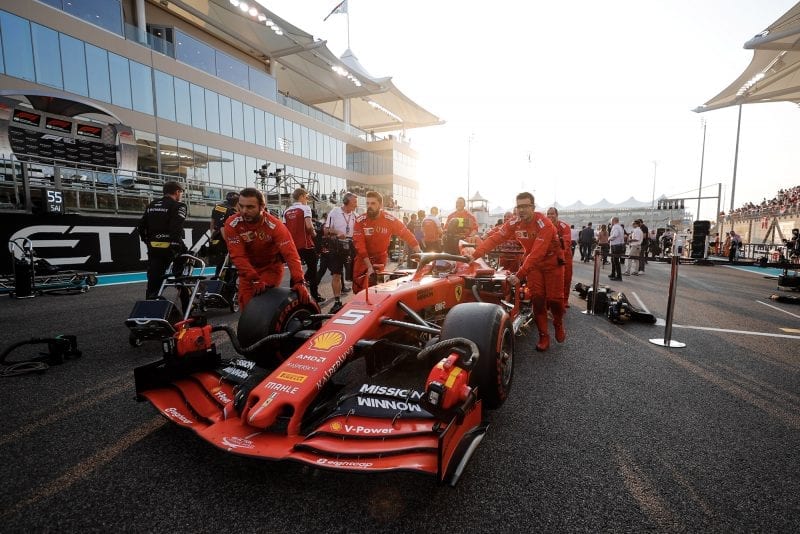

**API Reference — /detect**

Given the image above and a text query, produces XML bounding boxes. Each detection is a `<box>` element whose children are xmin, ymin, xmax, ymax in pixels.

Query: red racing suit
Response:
<box><xmin>555</xmin><ymin>219</ymin><xmax>573</xmax><ymax>305</ymax></box>
<box><xmin>472</xmin><ymin>212</ymin><xmax>565</xmax><ymax>337</ymax></box>
<box><xmin>224</xmin><ymin>211</ymin><xmax>306</xmax><ymax>309</ymax></box>
<box><xmin>352</xmin><ymin>210</ymin><xmax>419</xmax><ymax>293</ymax></box>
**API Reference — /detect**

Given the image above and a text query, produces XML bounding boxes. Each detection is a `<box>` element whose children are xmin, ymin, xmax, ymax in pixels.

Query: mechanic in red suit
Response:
<box><xmin>443</xmin><ymin>196</ymin><xmax>479</xmax><ymax>253</ymax></box>
<box><xmin>352</xmin><ymin>191</ymin><xmax>422</xmax><ymax>294</ymax></box>
<box><xmin>224</xmin><ymin>187</ymin><xmax>313</xmax><ymax>310</ymax></box>
<box><xmin>466</xmin><ymin>192</ymin><xmax>565</xmax><ymax>351</ymax></box>
<box><xmin>546</xmin><ymin>206</ymin><xmax>573</xmax><ymax>309</ymax></box>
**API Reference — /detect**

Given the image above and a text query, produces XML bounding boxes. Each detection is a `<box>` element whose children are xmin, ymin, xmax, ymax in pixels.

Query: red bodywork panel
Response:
<box><xmin>140</xmin><ymin>259</ymin><xmax>496</xmax><ymax>481</ymax></box>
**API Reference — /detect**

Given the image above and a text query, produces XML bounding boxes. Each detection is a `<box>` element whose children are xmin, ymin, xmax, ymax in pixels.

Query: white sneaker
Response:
<box><xmin>637</xmin><ymin>271</ymin><xmax>645</xmax><ymax>275</ymax></box>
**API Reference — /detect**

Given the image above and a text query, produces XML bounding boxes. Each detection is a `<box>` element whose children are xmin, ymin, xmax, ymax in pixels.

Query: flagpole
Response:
<box><xmin>346</xmin><ymin>3</ymin><xmax>350</xmax><ymax>49</ymax></box>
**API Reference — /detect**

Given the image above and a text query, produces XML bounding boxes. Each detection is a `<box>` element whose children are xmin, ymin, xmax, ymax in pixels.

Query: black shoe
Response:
<box><xmin>313</xmin><ymin>294</ymin><xmax>325</xmax><ymax>303</ymax></box>
<box><xmin>341</xmin><ymin>285</ymin><xmax>351</xmax><ymax>293</ymax></box>
<box><xmin>329</xmin><ymin>301</ymin><xmax>343</xmax><ymax>314</ymax></box>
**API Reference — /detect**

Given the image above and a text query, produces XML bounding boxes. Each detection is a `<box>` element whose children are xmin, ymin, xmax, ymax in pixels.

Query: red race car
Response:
<box><xmin>135</xmin><ymin>252</ymin><xmax>530</xmax><ymax>485</ymax></box>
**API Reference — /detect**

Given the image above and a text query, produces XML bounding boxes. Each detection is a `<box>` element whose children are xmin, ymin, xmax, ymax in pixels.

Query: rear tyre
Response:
<box><xmin>237</xmin><ymin>287</ymin><xmax>319</xmax><ymax>367</ymax></box>
<box><xmin>439</xmin><ymin>302</ymin><xmax>513</xmax><ymax>409</ymax></box>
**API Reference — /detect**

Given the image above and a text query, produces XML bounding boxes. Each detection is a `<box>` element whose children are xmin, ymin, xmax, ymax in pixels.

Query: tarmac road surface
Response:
<box><xmin>0</xmin><ymin>258</ymin><xmax>798</xmax><ymax>532</ymax></box>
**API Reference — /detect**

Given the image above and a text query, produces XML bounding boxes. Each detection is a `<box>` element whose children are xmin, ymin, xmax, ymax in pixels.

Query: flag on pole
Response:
<box><xmin>323</xmin><ymin>0</ymin><xmax>347</xmax><ymax>21</ymax></box>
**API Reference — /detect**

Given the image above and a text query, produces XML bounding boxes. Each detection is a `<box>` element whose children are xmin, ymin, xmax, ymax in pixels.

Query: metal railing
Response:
<box><xmin>0</xmin><ymin>155</ymin><xmax>322</xmax><ymax>218</ymax></box>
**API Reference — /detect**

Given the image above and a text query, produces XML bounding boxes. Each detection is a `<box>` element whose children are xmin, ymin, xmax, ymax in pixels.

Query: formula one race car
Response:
<box><xmin>135</xmin><ymin>252</ymin><xmax>528</xmax><ymax>485</ymax></box>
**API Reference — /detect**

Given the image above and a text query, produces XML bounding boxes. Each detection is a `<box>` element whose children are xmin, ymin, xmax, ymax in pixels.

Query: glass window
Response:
<box><xmin>158</xmin><ymin>136</ymin><xmax>179</xmax><ymax>177</ymax></box>
<box><xmin>85</xmin><ymin>43</ymin><xmax>111</xmax><ymax>103</ymax></box>
<box><xmin>245</xmin><ymin>156</ymin><xmax>257</xmax><ymax>187</ymax></box>
<box><xmin>309</xmin><ymin>128</ymin><xmax>316</xmax><ymax>161</ymax></box>
<box><xmin>242</xmin><ymin>104</ymin><xmax>255</xmax><ymax>144</ymax></box>
<box><xmin>293</xmin><ymin>122</ymin><xmax>302</xmax><ymax>157</ymax></box>
<box><xmin>207</xmin><ymin>147</ymin><xmax>222</xmax><ymax>184</ymax></box>
<box><xmin>135</xmin><ymin>130</ymin><xmax>158</xmax><ymax>174</ymax></box>
<box><xmin>177</xmin><ymin>139</ymin><xmax>194</xmax><ymax>180</ymax></box>
<box><xmin>275</xmin><ymin>117</ymin><xmax>285</xmax><ymax>151</ymax></box>
<box><xmin>108</xmin><ymin>52</ymin><xmax>131</xmax><ymax>109</ymax></box>
<box><xmin>220</xmin><ymin>150</ymin><xmax>234</xmax><ymax>187</ymax></box>
<box><xmin>233</xmin><ymin>152</ymin><xmax>246</xmax><ymax>187</ymax></box>
<box><xmin>173</xmin><ymin>77</ymin><xmax>191</xmax><ymax>126</ymax></box>
<box><xmin>130</xmin><ymin>61</ymin><xmax>153</xmax><ymax>114</ymax></box>
<box><xmin>248</xmin><ymin>68</ymin><xmax>277</xmax><ymax>101</ymax></box>
<box><xmin>174</xmin><ymin>30</ymin><xmax>214</xmax><ymax>75</ymax></box>
<box><xmin>218</xmin><ymin>95</ymin><xmax>232</xmax><ymax>137</ymax></box>
<box><xmin>154</xmin><ymin>70</ymin><xmax>175</xmax><ymax>121</ymax></box>
<box><xmin>254</xmin><ymin>108</ymin><xmax>265</xmax><ymax>146</ymax></box>
<box><xmin>62</xmin><ymin>0</ymin><xmax>122</xmax><ymax>35</ymax></box>
<box><xmin>323</xmin><ymin>133</ymin><xmax>330</xmax><ymax>165</ymax></box>
<box><xmin>204</xmin><ymin>89</ymin><xmax>219</xmax><ymax>134</ymax></box>
<box><xmin>59</xmin><ymin>34</ymin><xmax>87</xmax><ymax>96</ymax></box>
<box><xmin>0</xmin><ymin>11</ymin><xmax>35</xmax><ymax>81</ymax></box>
<box><xmin>189</xmin><ymin>83</ymin><xmax>205</xmax><ymax>129</ymax></box>
<box><xmin>193</xmin><ymin>144</ymin><xmax>208</xmax><ymax>183</ymax></box>
<box><xmin>31</xmin><ymin>23</ymin><xmax>62</xmax><ymax>88</ymax></box>
<box><xmin>300</xmin><ymin>126</ymin><xmax>309</xmax><ymax>159</ymax></box>
<box><xmin>230</xmin><ymin>99</ymin><xmax>244</xmax><ymax>140</ymax></box>
<box><xmin>265</xmin><ymin>112</ymin><xmax>275</xmax><ymax>149</ymax></box>
<box><xmin>216</xmin><ymin>51</ymin><xmax>248</xmax><ymax>89</ymax></box>
<box><xmin>0</xmin><ymin>19</ymin><xmax>3</xmax><ymax>73</ymax></box>
<box><xmin>316</xmin><ymin>131</ymin><xmax>324</xmax><ymax>163</ymax></box>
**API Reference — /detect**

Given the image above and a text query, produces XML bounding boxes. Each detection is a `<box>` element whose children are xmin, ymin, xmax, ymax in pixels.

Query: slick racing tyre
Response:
<box><xmin>237</xmin><ymin>287</ymin><xmax>318</xmax><ymax>367</ymax></box>
<box><xmin>439</xmin><ymin>302</ymin><xmax>513</xmax><ymax>410</ymax></box>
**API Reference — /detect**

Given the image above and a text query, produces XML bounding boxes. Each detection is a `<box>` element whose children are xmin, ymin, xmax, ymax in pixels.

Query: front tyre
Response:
<box><xmin>439</xmin><ymin>302</ymin><xmax>513</xmax><ymax>409</ymax></box>
<box><xmin>237</xmin><ymin>287</ymin><xmax>319</xmax><ymax>367</ymax></box>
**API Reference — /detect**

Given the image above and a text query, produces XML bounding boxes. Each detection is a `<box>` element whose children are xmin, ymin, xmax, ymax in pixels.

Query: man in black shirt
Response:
<box><xmin>137</xmin><ymin>181</ymin><xmax>187</xmax><ymax>299</ymax></box>
<box><xmin>209</xmin><ymin>191</ymin><xmax>238</xmax><ymax>278</ymax></box>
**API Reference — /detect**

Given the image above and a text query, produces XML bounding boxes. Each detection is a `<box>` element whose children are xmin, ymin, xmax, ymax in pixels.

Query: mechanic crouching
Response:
<box><xmin>352</xmin><ymin>191</ymin><xmax>421</xmax><ymax>294</ymax></box>
<box><xmin>466</xmin><ymin>192</ymin><xmax>565</xmax><ymax>352</ymax></box>
<box><xmin>223</xmin><ymin>187</ymin><xmax>313</xmax><ymax>310</ymax></box>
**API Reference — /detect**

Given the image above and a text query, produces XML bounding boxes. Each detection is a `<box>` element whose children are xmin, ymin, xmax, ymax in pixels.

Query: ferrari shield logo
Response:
<box><xmin>455</xmin><ymin>286</ymin><xmax>463</xmax><ymax>301</ymax></box>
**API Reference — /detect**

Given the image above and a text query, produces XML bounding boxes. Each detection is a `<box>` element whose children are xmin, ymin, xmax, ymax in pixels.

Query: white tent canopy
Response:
<box><xmin>157</xmin><ymin>0</ymin><xmax>442</xmax><ymax>132</ymax></box>
<box><xmin>696</xmin><ymin>2</ymin><xmax>800</xmax><ymax>111</ymax></box>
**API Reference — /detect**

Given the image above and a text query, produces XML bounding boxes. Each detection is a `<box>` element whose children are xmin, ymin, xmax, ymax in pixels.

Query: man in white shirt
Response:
<box><xmin>324</xmin><ymin>191</ymin><xmax>358</xmax><ymax>313</ymax></box>
<box><xmin>624</xmin><ymin>220</ymin><xmax>644</xmax><ymax>275</ymax></box>
<box><xmin>608</xmin><ymin>217</ymin><xmax>625</xmax><ymax>281</ymax></box>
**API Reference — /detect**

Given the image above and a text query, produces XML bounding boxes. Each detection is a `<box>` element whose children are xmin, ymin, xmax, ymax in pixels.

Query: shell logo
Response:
<box><xmin>330</xmin><ymin>421</ymin><xmax>342</xmax><ymax>431</ymax></box>
<box><xmin>310</xmin><ymin>330</ymin><xmax>345</xmax><ymax>351</ymax></box>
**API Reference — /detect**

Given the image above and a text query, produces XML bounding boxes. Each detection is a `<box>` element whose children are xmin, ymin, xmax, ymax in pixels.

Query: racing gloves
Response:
<box><xmin>291</xmin><ymin>281</ymin><xmax>312</xmax><ymax>305</ymax></box>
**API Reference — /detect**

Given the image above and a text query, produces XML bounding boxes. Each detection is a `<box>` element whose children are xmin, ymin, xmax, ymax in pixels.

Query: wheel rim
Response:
<box><xmin>498</xmin><ymin>328</ymin><xmax>513</xmax><ymax>387</ymax></box>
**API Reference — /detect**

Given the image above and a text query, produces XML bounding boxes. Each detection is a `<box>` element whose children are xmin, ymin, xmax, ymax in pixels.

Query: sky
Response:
<box><xmin>261</xmin><ymin>0</ymin><xmax>800</xmax><ymax>221</ymax></box>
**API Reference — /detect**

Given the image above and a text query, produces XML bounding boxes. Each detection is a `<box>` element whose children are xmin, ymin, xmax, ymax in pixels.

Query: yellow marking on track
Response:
<box><xmin>780</xmin><ymin>328</ymin><xmax>800</xmax><ymax>334</ymax></box>
<box><xmin>0</xmin><ymin>417</ymin><xmax>165</xmax><ymax>519</ymax></box>
<box><xmin>612</xmin><ymin>444</ymin><xmax>678</xmax><ymax>529</ymax></box>
<box><xmin>0</xmin><ymin>380</ymin><xmax>131</xmax><ymax>447</ymax></box>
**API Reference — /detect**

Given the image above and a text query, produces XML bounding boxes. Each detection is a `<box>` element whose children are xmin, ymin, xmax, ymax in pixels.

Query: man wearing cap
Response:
<box><xmin>209</xmin><ymin>191</ymin><xmax>239</xmax><ymax>278</ymax></box>
<box><xmin>137</xmin><ymin>180</ymin><xmax>187</xmax><ymax>300</ymax></box>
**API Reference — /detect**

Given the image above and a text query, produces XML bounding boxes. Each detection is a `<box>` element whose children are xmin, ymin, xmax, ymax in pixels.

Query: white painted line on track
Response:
<box><xmin>630</xmin><ymin>292</ymin><xmax>650</xmax><ymax>315</ymax></box>
<box><xmin>671</xmin><ymin>324</ymin><xmax>800</xmax><ymax>340</ymax></box>
<box><xmin>756</xmin><ymin>299</ymin><xmax>800</xmax><ymax>320</ymax></box>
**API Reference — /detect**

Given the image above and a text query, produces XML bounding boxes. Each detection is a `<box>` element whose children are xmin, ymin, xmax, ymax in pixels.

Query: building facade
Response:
<box><xmin>0</xmin><ymin>0</ymin><xmax>439</xmax><ymax>218</ymax></box>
